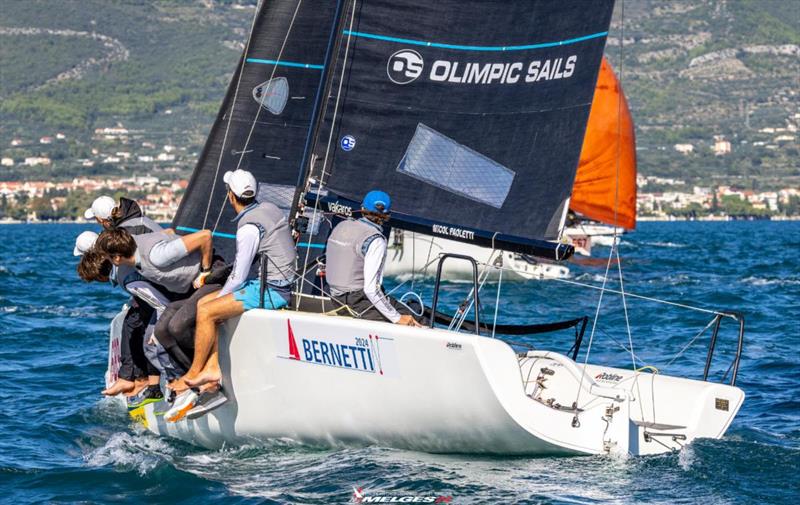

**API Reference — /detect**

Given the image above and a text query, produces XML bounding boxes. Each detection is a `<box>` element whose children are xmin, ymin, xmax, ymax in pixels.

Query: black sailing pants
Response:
<box><xmin>154</xmin><ymin>284</ymin><xmax>222</xmax><ymax>374</ymax></box>
<box><xmin>117</xmin><ymin>299</ymin><xmax>159</xmax><ymax>381</ymax></box>
<box><xmin>332</xmin><ymin>289</ymin><xmax>414</xmax><ymax>323</ymax></box>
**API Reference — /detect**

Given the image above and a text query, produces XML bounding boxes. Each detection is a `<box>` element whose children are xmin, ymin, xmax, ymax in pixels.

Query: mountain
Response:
<box><xmin>0</xmin><ymin>0</ymin><xmax>797</xmax><ymax>189</ymax></box>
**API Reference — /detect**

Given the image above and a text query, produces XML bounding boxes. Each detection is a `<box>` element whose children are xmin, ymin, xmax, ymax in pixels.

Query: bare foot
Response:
<box><xmin>128</xmin><ymin>381</ymin><xmax>148</xmax><ymax>397</ymax></box>
<box><xmin>199</xmin><ymin>381</ymin><xmax>220</xmax><ymax>393</ymax></box>
<box><xmin>170</xmin><ymin>378</ymin><xmax>190</xmax><ymax>394</ymax></box>
<box><xmin>102</xmin><ymin>379</ymin><xmax>135</xmax><ymax>396</ymax></box>
<box><xmin>185</xmin><ymin>369</ymin><xmax>221</xmax><ymax>388</ymax></box>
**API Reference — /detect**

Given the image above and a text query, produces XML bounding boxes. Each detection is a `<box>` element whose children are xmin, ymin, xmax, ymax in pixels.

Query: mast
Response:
<box><xmin>289</xmin><ymin>0</ymin><xmax>350</xmax><ymax>226</ymax></box>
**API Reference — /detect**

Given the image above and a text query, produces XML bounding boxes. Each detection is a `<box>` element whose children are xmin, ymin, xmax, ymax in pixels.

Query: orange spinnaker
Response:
<box><xmin>571</xmin><ymin>57</ymin><xmax>637</xmax><ymax>229</ymax></box>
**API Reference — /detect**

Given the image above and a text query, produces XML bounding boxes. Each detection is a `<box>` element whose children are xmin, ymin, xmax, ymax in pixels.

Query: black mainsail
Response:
<box><xmin>172</xmin><ymin>1</ymin><xmax>339</xmax><ymax>258</ymax></box>
<box><xmin>174</xmin><ymin>0</ymin><xmax>615</xmax><ymax>261</ymax></box>
<box><xmin>302</xmin><ymin>0</ymin><xmax>615</xmax><ymax>259</ymax></box>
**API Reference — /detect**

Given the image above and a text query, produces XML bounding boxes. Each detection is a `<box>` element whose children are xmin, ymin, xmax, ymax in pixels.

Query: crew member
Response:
<box><xmin>83</xmin><ymin>195</ymin><xmax>168</xmax><ymax>395</ymax></box>
<box><xmin>73</xmin><ymin>231</ymin><xmax>99</xmax><ymax>257</ymax></box>
<box><xmin>325</xmin><ymin>190</ymin><xmax>420</xmax><ymax>326</ymax></box>
<box><xmin>95</xmin><ymin>227</ymin><xmax>212</xmax><ymax>295</ymax></box>
<box><xmin>77</xmin><ymin>250</ymin><xmax>167</xmax><ymax>407</ymax></box>
<box><xmin>165</xmin><ymin>169</ymin><xmax>297</xmax><ymax>422</ymax></box>
<box><xmin>85</xmin><ymin>195</ymin><xmax>163</xmax><ymax>234</ymax></box>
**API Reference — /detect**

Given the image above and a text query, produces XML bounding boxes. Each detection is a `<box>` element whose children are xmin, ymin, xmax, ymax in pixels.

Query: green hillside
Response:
<box><xmin>610</xmin><ymin>0</ymin><xmax>799</xmax><ymax>187</ymax></box>
<box><xmin>0</xmin><ymin>0</ymin><xmax>797</xmax><ymax>188</ymax></box>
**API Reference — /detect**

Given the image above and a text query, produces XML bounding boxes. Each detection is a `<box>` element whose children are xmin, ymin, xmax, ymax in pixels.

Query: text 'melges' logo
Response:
<box><xmin>387</xmin><ymin>49</ymin><xmax>423</xmax><ymax>84</ymax></box>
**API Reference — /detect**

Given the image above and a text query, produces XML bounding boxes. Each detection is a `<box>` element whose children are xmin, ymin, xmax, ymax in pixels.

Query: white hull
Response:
<box><xmin>384</xmin><ymin>231</ymin><xmax>570</xmax><ymax>281</ymax></box>
<box><xmin>130</xmin><ymin>309</ymin><xmax>743</xmax><ymax>456</ymax></box>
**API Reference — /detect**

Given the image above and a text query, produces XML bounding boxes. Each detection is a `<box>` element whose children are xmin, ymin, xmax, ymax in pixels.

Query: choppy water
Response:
<box><xmin>1</xmin><ymin>222</ymin><xmax>798</xmax><ymax>504</ymax></box>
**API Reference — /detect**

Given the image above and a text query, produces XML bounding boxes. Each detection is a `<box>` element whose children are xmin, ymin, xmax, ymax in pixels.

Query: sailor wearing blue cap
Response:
<box><xmin>325</xmin><ymin>190</ymin><xmax>421</xmax><ymax>326</ymax></box>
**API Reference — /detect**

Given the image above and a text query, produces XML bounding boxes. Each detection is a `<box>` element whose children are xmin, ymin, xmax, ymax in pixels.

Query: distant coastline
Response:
<box><xmin>3</xmin><ymin>216</ymin><xmax>799</xmax><ymax>225</ymax></box>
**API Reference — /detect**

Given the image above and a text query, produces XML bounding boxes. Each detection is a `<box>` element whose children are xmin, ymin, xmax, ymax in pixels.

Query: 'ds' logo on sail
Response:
<box><xmin>387</xmin><ymin>49</ymin><xmax>424</xmax><ymax>84</ymax></box>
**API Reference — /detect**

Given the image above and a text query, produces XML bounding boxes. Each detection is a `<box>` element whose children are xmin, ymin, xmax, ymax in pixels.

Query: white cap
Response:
<box><xmin>73</xmin><ymin>231</ymin><xmax>99</xmax><ymax>256</ymax></box>
<box><xmin>84</xmin><ymin>196</ymin><xmax>116</xmax><ymax>220</ymax></box>
<box><xmin>223</xmin><ymin>169</ymin><xmax>257</xmax><ymax>198</ymax></box>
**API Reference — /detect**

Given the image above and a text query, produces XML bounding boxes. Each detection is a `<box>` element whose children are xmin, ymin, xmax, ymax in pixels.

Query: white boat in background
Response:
<box><xmin>384</xmin><ymin>230</ymin><xmax>570</xmax><ymax>281</ymax></box>
<box><xmin>563</xmin><ymin>222</ymin><xmax>625</xmax><ymax>255</ymax></box>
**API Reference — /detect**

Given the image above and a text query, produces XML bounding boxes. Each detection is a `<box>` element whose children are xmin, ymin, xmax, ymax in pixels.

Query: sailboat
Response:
<box><xmin>107</xmin><ymin>0</ymin><xmax>745</xmax><ymax>456</ymax></box>
<box><xmin>564</xmin><ymin>55</ymin><xmax>637</xmax><ymax>256</ymax></box>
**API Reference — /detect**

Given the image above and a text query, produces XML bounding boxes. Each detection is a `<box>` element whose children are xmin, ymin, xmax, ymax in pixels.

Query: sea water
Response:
<box><xmin>0</xmin><ymin>221</ymin><xmax>797</xmax><ymax>504</ymax></box>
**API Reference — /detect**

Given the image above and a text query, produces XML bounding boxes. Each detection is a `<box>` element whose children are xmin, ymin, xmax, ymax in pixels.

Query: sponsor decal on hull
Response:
<box><xmin>595</xmin><ymin>371</ymin><xmax>624</xmax><ymax>383</ymax></box>
<box><xmin>284</xmin><ymin>320</ymin><xmax>397</xmax><ymax>376</ymax></box>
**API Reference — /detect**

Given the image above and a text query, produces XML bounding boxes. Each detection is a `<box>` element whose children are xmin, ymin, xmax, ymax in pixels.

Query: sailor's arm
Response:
<box><xmin>218</xmin><ymin>224</ymin><xmax>260</xmax><ymax>297</ymax></box>
<box><xmin>362</xmin><ymin>237</ymin><xmax>402</xmax><ymax>323</ymax></box>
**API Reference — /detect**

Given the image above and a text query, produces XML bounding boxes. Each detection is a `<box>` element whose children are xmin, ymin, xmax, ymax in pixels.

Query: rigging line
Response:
<box><xmin>595</xmin><ymin>325</ymin><xmax>648</xmax><ymax>365</ymax></box>
<box><xmin>434</xmin><ymin>255</ymin><xmax>729</xmax><ymax>318</ymax></box>
<box><xmin>201</xmin><ymin>0</ymin><xmax>261</xmax><ymax>229</ymax></box>
<box><xmin>455</xmin><ymin>233</ymin><xmax>500</xmax><ymax>331</ymax></box>
<box><xmin>210</xmin><ymin>196</ymin><xmax>229</xmax><ymax>235</ymax></box>
<box><xmin>298</xmin><ymin>1</ymin><xmax>357</xmax><ymax>296</ymax></box>
<box><xmin>317</xmin><ymin>2</ymin><xmax>356</xmax><ymax>182</ymax></box>
<box><xmin>572</xmin><ymin>233</ymin><xmax>617</xmax><ymax>414</ymax></box>
<box><xmin>572</xmin><ymin>4</ymin><xmax>630</xmax><ymax>417</ymax></box>
<box><xmin>235</xmin><ymin>0</ymin><xmax>304</xmax><ymax>173</ymax></box>
<box><xmin>611</xmin><ymin>0</ymin><xmax>645</xmax><ymax>424</ymax></box>
<box><xmin>545</xmin><ymin>274</ymin><xmax>729</xmax><ymax>316</ymax></box>
<box><xmin>410</xmin><ymin>231</ymin><xmax>416</xmax><ymax>291</ymax></box>
<box><xmin>491</xmin><ymin>262</ymin><xmax>503</xmax><ymax>339</ymax></box>
<box><xmin>454</xmin><ymin>256</ymin><xmax>496</xmax><ymax>333</ymax></box>
<box><xmin>663</xmin><ymin>317</ymin><xmax>717</xmax><ymax>368</ymax></box>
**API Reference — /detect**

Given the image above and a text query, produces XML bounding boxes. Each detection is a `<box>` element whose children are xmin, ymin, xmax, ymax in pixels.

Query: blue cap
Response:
<box><xmin>361</xmin><ymin>190</ymin><xmax>391</xmax><ymax>213</ymax></box>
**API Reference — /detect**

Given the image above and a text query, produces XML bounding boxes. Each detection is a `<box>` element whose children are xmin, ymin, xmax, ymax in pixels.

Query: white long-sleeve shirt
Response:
<box><xmin>218</xmin><ymin>223</ymin><xmax>260</xmax><ymax>297</ymax></box>
<box><xmin>362</xmin><ymin>236</ymin><xmax>401</xmax><ymax>323</ymax></box>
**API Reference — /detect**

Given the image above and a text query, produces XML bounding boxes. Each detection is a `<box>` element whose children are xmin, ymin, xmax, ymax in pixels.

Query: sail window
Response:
<box><xmin>396</xmin><ymin>123</ymin><xmax>515</xmax><ymax>209</ymax></box>
<box><xmin>256</xmin><ymin>183</ymin><xmax>295</xmax><ymax>215</ymax></box>
<box><xmin>252</xmin><ymin>77</ymin><xmax>289</xmax><ymax>115</ymax></box>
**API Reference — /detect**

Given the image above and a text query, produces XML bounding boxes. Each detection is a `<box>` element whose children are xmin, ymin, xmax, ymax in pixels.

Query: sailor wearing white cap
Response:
<box><xmin>165</xmin><ymin>169</ymin><xmax>297</xmax><ymax>422</ymax></box>
<box><xmin>73</xmin><ymin>231</ymin><xmax>98</xmax><ymax>256</ymax></box>
<box><xmin>84</xmin><ymin>195</ymin><xmax>162</xmax><ymax>235</ymax></box>
<box><xmin>84</xmin><ymin>195</ymin><xmax>116</xmax><ymax>221</ymax></box>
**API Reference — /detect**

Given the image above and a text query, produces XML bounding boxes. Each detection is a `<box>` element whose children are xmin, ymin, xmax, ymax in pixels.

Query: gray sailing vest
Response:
<box><xmin>119</xmin><ymin>215</ymin><xmax>162</xmax><ymax>236</ymax></box>
<box><xmin>134</xmin><ymin>232</ymin><xmax>200</xmax><ymax>293</ymax></box>
<box><xmin>325</xmin><ymin>218</ymin><xmax>385</xmax><ymax>295</ymax></box>
<box><xmin>236</xmin><ymin>202</ymin><xmax>297</xmax><ymax>284</ymax></box>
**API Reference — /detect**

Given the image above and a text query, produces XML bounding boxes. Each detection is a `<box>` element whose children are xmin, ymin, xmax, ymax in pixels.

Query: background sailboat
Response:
<box><xmin>565</xmin><ymin>56</ymin><xmax>637</xmax><ymax>256</ymax></box>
